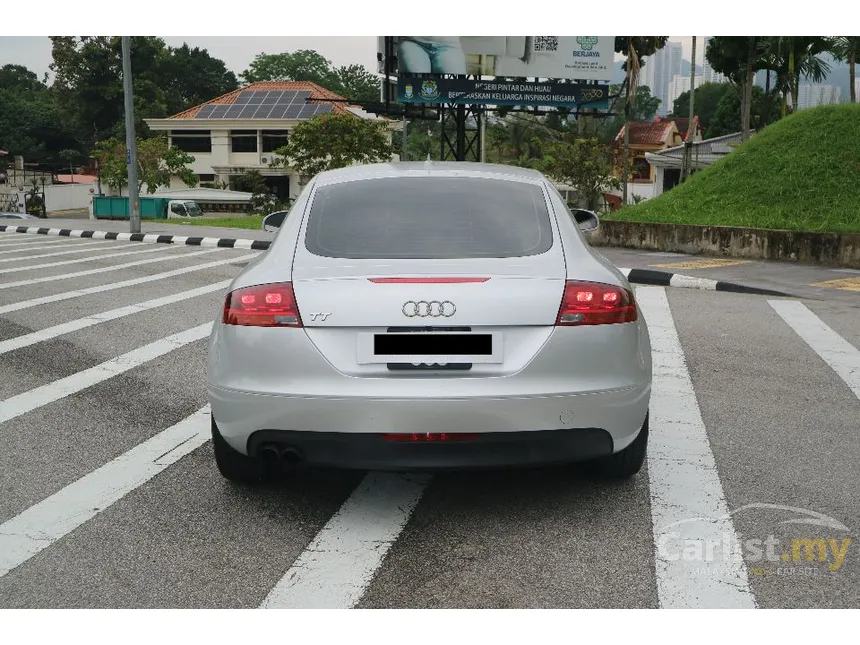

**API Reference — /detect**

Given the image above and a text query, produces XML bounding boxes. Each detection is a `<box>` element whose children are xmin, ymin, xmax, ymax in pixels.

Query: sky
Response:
<box><xmin>0</xmin><ymin>36</ymin><xmax>707</xmax><ymax>82</ymax></box>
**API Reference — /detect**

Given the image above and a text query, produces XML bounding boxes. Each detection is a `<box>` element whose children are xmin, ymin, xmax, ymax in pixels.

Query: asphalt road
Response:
<box><xmin>0</xmin><ymin>228</ymin><xmax>858</xmax><ymax>609</ymax></box>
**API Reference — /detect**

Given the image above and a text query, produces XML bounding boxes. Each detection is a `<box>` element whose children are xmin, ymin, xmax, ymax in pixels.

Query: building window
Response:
<box><xmin>197</xmin><ymin>174</ymin><xmax>216</xmax><ymax>182</ymax></box>
<box><xmin>170</xmin><ymin>130</ymin><xmax>211</xmax><ymax>153</ymax></box>
<box><xmin>632</xmin><ymin>155</ymin><xmax>651</xmax><ymax>181</ymax></box>
<box><xmin>231</xmin><ymin>130</ymin><xmax>258</xmax><ymax>153</ymax></box>
<box><xmin>262</xmin><ymin>130</ymin><xmax>289</xmax><ymax>153</ymax></box>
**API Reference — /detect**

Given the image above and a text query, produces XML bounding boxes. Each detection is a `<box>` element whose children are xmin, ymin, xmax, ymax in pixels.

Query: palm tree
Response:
<box><xmin>767</xmin><ymin>37</ymin><xmax>832</xmax><ymax>112</ymax></box>
<box><xmin>831</xmin><ymin>37</ymin><xmax>859</xmax><ymax>102</ymax></box>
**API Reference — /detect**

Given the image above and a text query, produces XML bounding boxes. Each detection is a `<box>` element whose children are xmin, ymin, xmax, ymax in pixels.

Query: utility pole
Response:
<box><xmin>401</xmin><ymin>115</ymin><xmax>408</xmax><ymax>162</ymax></box>
<box><xmin>683</xmin><ymin>36</ymin><xmax>697</xmax><ymax>181</ymax></box>
<box><xmin>122</xmin><ymin>36</ymin><xmax>140</xmax><ymax>233</ymax></box>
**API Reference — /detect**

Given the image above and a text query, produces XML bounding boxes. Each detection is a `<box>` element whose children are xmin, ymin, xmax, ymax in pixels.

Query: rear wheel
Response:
<box><xmin>211</xmin><ymin>418</ymin><xmax>269</xmax><ymax>484</ymax></box>
<box><xmin>588</xmin><ymin>413</ymin><xmax>649</xmax><ymax>479</ymax></box>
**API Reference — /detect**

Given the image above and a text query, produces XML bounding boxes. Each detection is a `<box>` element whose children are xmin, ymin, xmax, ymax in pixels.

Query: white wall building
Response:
<box><xmin>701</xmin><ymin>37</ymin><xmax>726</xmax><ymax>85</ymax></box>
<box><xmin>642</xmin><ymin>41</ymin><xmax>683</xmax><ymax>116</ymax></box>
<box><xmin>145</xmin><ymin>81</ymin><xmax>393</xmax><ymax>203</ymax></box>
<box><xmin>795</xmin><ymin>83</ymin><xmax>843</xmax><ymax>110</ymax></box>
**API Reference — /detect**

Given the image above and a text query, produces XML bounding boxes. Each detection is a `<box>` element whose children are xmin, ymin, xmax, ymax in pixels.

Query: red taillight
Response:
<box><xmin>382</xmin><ymin>433</ymin><xmax>479</xmax><ymax>442</ymax></box>
<box><xmin>223</xmin><ymin>282</ymin><xmax>302</xmax><ymax>327</ymax></box>
<box><xmin>555</xmin><ymin>281</ymin><xmax>637</xmax><ymax>326</ymax></box>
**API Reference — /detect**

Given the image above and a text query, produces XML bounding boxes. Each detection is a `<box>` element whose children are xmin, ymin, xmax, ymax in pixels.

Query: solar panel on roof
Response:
<box><xmin>297</xmin><ymin>105</ymin><xmax>317</xmax><ymax>119</ymax></box>
<box><xmin>316</xmin><ymin>104</ymin><xmax>334</xmax><ymax>115</ymax></box>
<box><xmin>239</xmin><ymin>105</ymin><xmax>258</xmax><ymax>118</ymax></box>
<box><xmin>269</xmin><ymin>105</ymin><xmax>289</xmax><ymax>119</ymax></box>
<box><xmin>233</xmin><ymin>93</ymin><xmax>250</xmax><ymax>104</ymax></box>
<box><xmin>262</xmin><ymin>92</ymin><xmax>282</xmax><ymax>104</ymax></box>
<box><xmin>210</xmin><ymin>105</ymin><xmax>230</xmax><ymax>118</ymax></box>
<box><xmin>276</xmin><ymin>91</ymin><xmax>299</xmax><ymax>105</ymax></box>
<box><xmin>284</xmin><ymin>105</ymin><xmax>303</xmax><ymax>119</ymax></box>
<box><xmin>224</xmin><ymin>105</ymin><xmax>244</xmax><ymax>118</ymax></box>
<box><xmin>254</xmin><ymin>104</ymin><xmax>275</xmax><ymax>118</ymax></box>
<box><xmin>246</xmin><ymin>93</ymin><xmax>263</xmax><ymax>104</ymax></box>
<box><xmin>196</xmin><ymin>105</ymin><xmax>215</xmax><ymax>118</ymax></box>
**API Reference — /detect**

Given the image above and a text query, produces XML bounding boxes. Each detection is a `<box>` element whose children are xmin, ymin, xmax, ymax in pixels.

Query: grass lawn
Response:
<box><xmin>144</xmin><ymin>216</ymin><xmax>265</xmax><ymax>230</ymax></box>
<box><xmin>605</xmin><ymin>104</ymin><xmax>860</xmax><ymax>235</ymax></box>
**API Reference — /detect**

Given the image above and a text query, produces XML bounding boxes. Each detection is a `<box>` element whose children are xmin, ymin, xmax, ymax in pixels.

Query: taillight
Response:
<box><xmin>555</xmin><ymin>281</ymin><xmax>637</xmax><ymax>326</ymax></box>
<box><xmin>223</xmin><ymin>282</ymin><xmax>302</xmax><ymax>327</ymax></box>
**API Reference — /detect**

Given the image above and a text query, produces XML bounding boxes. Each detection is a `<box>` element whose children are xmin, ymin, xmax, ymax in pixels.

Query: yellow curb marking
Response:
<box><xmin>810</xmin><ymin>276</ymin><xmax>860</xmax><ymax>292</ymax></box>
<box><xmin>650</xmin><ymin>258</ymin><xmax>752</xmax><ymax>270</ymax></box>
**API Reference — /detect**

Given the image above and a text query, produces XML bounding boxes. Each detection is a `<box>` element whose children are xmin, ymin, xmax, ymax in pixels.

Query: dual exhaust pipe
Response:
<box><xmin>259</xmin><ymin>443</ymin><xmax>302</xmax><ymax>468</ymax></box>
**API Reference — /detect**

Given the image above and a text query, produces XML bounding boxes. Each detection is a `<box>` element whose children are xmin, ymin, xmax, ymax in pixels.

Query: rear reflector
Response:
<box><xmin>223</xmin><ymin>282</ymin><xmax>302</xmax><ymax>327</ymax></box>
<box><xmin>368</xmin><ymin>277</ymin><xmax>490</xmax><ymax>284</ymax></box>
<box><xmin>556</xmin><ymin>281</ymin><xmax>637</xmax><ymax>326</ymax></box>
<box><xmin>382</xmin><ymin>433</ymin><xmax>479</xmax><ymax>442</ymax></box>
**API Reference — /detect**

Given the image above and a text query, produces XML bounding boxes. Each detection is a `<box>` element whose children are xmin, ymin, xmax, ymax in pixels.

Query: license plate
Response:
<box><xmin>357</xmin><ymin>331</ymin><xmax>503</xmax><ymax>364</ymax></box>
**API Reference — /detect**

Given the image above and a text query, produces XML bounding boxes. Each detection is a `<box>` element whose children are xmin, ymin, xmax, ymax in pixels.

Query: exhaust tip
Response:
<box><xmin>281</xmin><ymin>447</ymin><xmax>303</xmax><ymax>466</ymax></box>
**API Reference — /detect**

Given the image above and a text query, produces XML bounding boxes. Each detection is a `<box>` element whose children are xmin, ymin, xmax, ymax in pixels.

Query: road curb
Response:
<box><xmin>0</xmin><ymin>224</ymin><xmax>272</xmax><ymax>251</ymax></box>
<box><xmin>0</xmin><ymin>225</ymin><xmax>790</xmax><ymax>296</ymax></box>
<box><xmin>620</xmin><ymin>267</ymin><xmax>791</xmax><ymax>297</ymax></box>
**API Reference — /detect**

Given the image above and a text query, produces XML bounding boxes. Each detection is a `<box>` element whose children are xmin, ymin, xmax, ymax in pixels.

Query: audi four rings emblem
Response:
<box><xmin>402</xmin><ymin>300</ymin><xmax>456</xmax><ymax>317</ymax></box>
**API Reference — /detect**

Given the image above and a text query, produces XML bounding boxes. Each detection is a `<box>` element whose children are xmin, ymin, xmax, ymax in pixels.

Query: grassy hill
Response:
<box><xmin>607</xmin><ymin>104</ymin><xmax>860</xmax><ymax>234</ymax></box>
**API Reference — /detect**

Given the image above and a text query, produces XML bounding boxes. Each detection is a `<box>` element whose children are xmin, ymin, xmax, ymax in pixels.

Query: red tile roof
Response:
<box><xmin>615</xmin><ymin>121</ymin><xmax>676</xmax><ymax>146</ymax></box>
<box><xmin>655</xmin><ymin>115</ymin><xmax>701</xmax><ymax>141</ymax></box>
<box><xmin>168</xmin><ymin>81</ymin><xmax>352</xmax><ymax>119</ymax></box>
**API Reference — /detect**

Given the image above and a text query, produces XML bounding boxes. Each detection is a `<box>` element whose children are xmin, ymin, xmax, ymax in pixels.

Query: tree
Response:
<box><xmin>671</xmin><ymin>82</ymin><xmax>733</xmax><ymax>134</ymax></box>
<box><xmin>706</xmin><ymin>37</ymin><xmax>770</xmax><ymax>141</ymax></box>
<box><xmin>0</xmin><ymin>64</ymin><xmax>45</xmax><ymax>92</ymax></box>
<box><xmin>709</xmin><ymin>85</ymin><xmax>780</xmax><ymax>137</ymax></box>
<box><xmin>334</xmin><ymin>64</ymin><xmax>380</xmax><ymax>103</ymax></box>
<box><xmin>241</xmin><ymin>50</ymin><xmax>339</xmax><ymax>86</ymax></box>
<box><xmin>49</xmin><ymin>37</ymin><xmax>237</xmax><ymax>146</ymax></box>
<box><xmin>271</xmin><ymin>113</ymin><xmax>391</xmax><ymax>178</ymax></box>
<box><xmin>539</xmin><ymin>137</ymin><xmax>621</xmax><ymax>211</ymax></box>
<box><xmin>94</xmin><ymin>136</ymin><xmax>198</xmax><ymax>194</ymax></box>
<box><xmin>614</xmin><ymin>37</ymin><xmax>668</xmax><ymax>202</ymax></box>
<box><xmin>159</xmin><ymin>44</ymin><xmax>239</xmax><ymax>115</ymax></box>
<box><xmin>831</xmin><ymin>37</ymin><xmax>859</xmax><ymax>103</ymax></box>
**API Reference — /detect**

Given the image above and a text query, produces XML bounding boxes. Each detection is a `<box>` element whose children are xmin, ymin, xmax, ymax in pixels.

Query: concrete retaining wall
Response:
<box><xmin>586</xmin><ymin>220</ymin><xmax>860</xmax><ymax>269</ymax></box>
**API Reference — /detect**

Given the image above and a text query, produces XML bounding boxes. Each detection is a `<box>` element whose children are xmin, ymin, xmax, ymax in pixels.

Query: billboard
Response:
<box><xmin>382</xmin><ymin>37</ymin><xmax>615</xmax><ymax>82</ymax></box>
<box><xmin>397</xmin><ymin>77</ymin><xmax>609</xmax><ymax>109</ymax></box>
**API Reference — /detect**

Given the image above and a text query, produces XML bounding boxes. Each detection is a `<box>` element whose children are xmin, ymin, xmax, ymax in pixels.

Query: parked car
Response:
<box><xmin>208</xmin><ymin>162</ymin><xmax>652</xmax><ymax>483</ymax></box>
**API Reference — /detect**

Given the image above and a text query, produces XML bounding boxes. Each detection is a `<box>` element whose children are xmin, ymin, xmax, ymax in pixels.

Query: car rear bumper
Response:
<box><xmin>245</xmin><ymin>427</ymin><xmax>615</xmax><ymax>471</ymax></box>
<box><xmin>207</xmin><ymin>381</ymin><xmax>651</xmax><ymax>460</ymax></box>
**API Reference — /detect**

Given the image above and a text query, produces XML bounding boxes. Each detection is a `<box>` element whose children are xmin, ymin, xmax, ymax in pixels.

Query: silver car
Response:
<box><xmin>207</xmin><ymin>162</ymin><xmax>652</xmax><ymax>482</ymax></box>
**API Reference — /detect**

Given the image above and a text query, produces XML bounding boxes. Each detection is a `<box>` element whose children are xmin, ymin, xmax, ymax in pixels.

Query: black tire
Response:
<box><xmin>211</xmin><ymin>418</ymin><xmax>268</xmax><ymax>484</ymax></box>
<box><xmin>588</xmin><ymin>413</ymin><xmax>649</xmax><ymax>479</ymax></box>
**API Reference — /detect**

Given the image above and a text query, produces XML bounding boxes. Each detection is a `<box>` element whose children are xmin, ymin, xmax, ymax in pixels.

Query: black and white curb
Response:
<box><xmin>620</xmin><ymin>267</ymin><xmax>790</xmax><ymax>297</ymax></box>
<box><xmin>0</xmin><ymin>224</ymin><xmax>789</xmax><ymax>296</ymax></box>
<box><xmin>0</xmin><ymin>224</ymin><xmax>271</xmax><ymax>251</ymax></box>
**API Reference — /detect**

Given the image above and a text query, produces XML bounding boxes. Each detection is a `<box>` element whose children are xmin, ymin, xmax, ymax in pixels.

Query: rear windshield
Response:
<box><xmin>304</xmin><ymin>176</ymin><xmax>554</xmax><ymax>259</ymax></box>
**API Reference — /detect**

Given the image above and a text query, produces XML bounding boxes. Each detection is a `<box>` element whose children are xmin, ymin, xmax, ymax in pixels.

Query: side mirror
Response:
<box><xmin>262</xmin><ymin>210</ymin><xmax>288</xmax><ymax>232</ymax></box>
<box><xmin>572</xmin><ymin>209</ymin><xmax>600</xmax><ymax>233</ymax></box>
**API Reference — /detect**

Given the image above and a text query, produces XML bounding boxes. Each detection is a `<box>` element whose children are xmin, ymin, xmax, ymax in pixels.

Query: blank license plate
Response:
<box><xmin>357</xmin><ymin>332</ymin><xmax>503</xmax><ymax>364</ymax></box>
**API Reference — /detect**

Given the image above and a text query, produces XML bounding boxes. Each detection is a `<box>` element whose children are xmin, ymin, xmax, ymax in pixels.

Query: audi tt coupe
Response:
<box><xmin>206</xmin><ymin>162</ymin><xmax>652</xmax><ymax>482</ymax></box>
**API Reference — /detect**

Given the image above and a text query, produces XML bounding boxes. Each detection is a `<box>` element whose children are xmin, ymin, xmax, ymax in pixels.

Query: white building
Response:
<box><xmin>145</xmin><ymin>81</ymin><xmax>393</xmax><ymax>203</ymax></box>
<box><xmin>795</xmin><ymin>83</ymin><xmax>842</xmax><ymax>110</ymax></box>
<box><xmin>668</xmin><ymin>74</ymin><xmax>706</xmax><ymax>113</ymax></box>
<box><xmin>701</xmin><ymin>37</ymin><xmax>726</xmax><ymax>85</ymax></box>
<box><xmin>642</xmin><ymin>41</ymin><xmax>683</xmax><ymax>116</ymax></box>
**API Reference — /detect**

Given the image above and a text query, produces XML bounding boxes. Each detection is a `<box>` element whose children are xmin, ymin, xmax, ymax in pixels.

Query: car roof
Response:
<box><xmin>313</xmin><ymin>162</ymin><xmax>547</xmax><ymax>187</ymax></box>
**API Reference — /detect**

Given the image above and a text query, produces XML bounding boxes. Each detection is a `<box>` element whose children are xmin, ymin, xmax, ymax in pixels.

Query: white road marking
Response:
<box><xmin>0</xmin><ymin>322</ymin><xmax>213</xmax><ymax>424</ymax></box>
<box><xmin>0</xmin><ymin>252</ymin><xmax>256</xmax><ymax>314</ymax></box>
<box><xmin>769</xmin><ymin>300</ymin><xmax>860</xmax><ymax>400</ymax></box>
<box><xmin>261</xmin><ymin>472</ymin><xmax>430</xmax><ymax>609</ymax></box>
<box><xmin>0</xmin><ymin>240</ymin><xmax>111</xmax><ymax>260</ymax></box>
<box><xmin>0</xmin><ymin>239</ymin><xmax>76</xmax><ymax>252</ymax></box>
<box><xmin>636</xmin><ymin>286</ymin><xmax>757</xmax><ymax>609</ymax></box>
<box><xmin>0</xmin><ymin>244</ymin><xmax>168</xmax><ymax>274</ymax></box>
<box><xmin>0</xmin><ymin>280</ymin><xmax>231</xmax><ymax>356</ymax></box>
<box><xmin>0</xmin><ymin>407</ymin><xmax>212</xmax><ymax>578</ymax></box>
<box><xmin>0</xmin><ymin>247</ymin><xmax>222</xmax><ymax>290</ymax></box>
